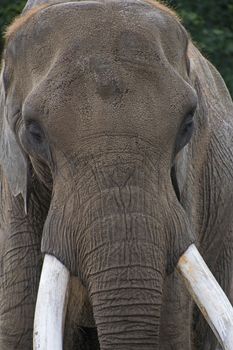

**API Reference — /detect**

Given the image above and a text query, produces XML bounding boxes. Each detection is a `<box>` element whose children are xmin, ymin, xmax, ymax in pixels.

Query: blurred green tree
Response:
<box><xmin>0</xmin><ymin>0</ymin><xmax>26</xmax><ymax>54</ymax></box>
<box><xmin>0</xmin><ymin>0</ymin><xmax>232</xmax><ymax>96</ymax></box>
<box><xmin>167</xmin><ymin>0</ymin><xmax>233</xmax><ymax>96</ymax></box>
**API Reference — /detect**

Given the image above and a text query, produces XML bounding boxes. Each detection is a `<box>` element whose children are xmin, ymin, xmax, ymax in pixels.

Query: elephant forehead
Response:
<box><xmin>6</xmin><ymin>0</ymin><xmax>186</xmax><ymax>74</ymax></box>
<box><xmin>4</xmin><ymin>0</ymin><xmax>193</xmax><ymax>138</ymax></box>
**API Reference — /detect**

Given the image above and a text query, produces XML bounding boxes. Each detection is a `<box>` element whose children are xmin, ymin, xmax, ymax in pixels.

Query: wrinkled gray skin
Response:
<box><xmin>0</xmin><ymin>0</ymin><xmax>233</xmax><ymax>349</ymax></box>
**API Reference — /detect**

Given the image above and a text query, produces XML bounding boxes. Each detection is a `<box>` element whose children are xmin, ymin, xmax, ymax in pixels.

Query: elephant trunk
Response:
<box><xmin>80</xmin><ymin>187</ymin><xmax>167</xmax><ymax>348</ymax></box>
<box><xmin>88</xmin><ymin>244</ymin><xmax>164</xmax><ymax>349</ymax></box>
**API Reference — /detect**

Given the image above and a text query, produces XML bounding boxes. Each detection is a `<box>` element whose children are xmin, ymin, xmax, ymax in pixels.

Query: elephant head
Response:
<box><xmin>1</xmin><ymin>1</ymin><xmax>232</xmax><ymax>349</ymax></box>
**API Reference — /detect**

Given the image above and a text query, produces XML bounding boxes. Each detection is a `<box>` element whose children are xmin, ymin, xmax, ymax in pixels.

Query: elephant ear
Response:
<box><xmin>176</xmin><ymin>41</ymin><xmax>233</xmax><ymax>197</ymax></box>
<box><xmin>187</xmin><ymin>42</ymin><xmax>232</xmax><ymax>116</ymax></box>
<box><xmin>0</xmin><ymin>66</ymin><xmax>29</xmax><ymax>213</ymax></box>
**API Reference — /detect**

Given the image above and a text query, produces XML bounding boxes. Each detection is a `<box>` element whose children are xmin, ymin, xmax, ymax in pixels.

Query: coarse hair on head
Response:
<box><xmin>5</xmin><ymin>4</ymin><xmax>49</xmax><ymax>42</ymax></box>
<box><xmin>144</xmin><ymin>0</ymin><xmax>180</xmax><ymax>21</ymax></box>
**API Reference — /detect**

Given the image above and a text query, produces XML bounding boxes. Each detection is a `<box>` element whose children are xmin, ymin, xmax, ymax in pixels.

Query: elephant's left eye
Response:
<box><xmin>175</xmin><ymin>113</ymin><xmax>195</xmax><ymax>154</ymax></box>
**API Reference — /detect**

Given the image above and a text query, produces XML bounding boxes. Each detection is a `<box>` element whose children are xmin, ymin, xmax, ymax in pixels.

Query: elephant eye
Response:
<box><xmin>26</xmin><ymin>121</ymin><xmax>44</xmax><ymax>144</ymax></box>
<box><xmin>175</xmin><ymin>113</ymin><xmax>195</xmax><ymax>154</ymax></box>
<box><xmin>19</xmin><ymin>120</ymin><xmax>50</xmax><ymax>164</ymax></box>
<box><xmin>180</xmin><ymin>114</ymin><xmax>194</xmax><ymax>142</ymax></box>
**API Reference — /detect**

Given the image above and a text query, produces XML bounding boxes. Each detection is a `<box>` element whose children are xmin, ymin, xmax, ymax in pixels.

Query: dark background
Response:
<box><xmin>0</xmin><ymin>0</ymin><xmax>233</xmax><ymax>96</ymax></box>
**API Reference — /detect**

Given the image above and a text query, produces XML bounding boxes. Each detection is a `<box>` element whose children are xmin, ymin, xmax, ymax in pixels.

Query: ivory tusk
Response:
<box><xmin>33</xmin><ymin>254</ymin><xmax>70</xmax><ymax>350</ymax></box>
<box><xmin>177</xmin><ymin>244</ymin><xmax>233</xmax><ymax>350</ymax></box>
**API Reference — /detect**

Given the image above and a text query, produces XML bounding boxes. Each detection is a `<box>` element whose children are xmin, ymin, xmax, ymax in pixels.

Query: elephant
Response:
<box><xmin>0</xmin><ymin>0</ymin><xmax>233</xmax><ymax>349</ymax></box>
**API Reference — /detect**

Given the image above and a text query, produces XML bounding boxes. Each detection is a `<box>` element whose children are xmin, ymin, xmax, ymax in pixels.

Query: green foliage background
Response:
<box><xmin>0</xmin><ymin>0</ymin><xmax>25</xmax><ymax>53</ymax></box>
<box><xmin>167</xmin><ymin>0</ymin><xmax>233</xmax><ymax>96</ymax></box>
<box><xmin>0</xmin><ymin>0</ymin><xmax>233</xmax><ymax>96</ymax></box>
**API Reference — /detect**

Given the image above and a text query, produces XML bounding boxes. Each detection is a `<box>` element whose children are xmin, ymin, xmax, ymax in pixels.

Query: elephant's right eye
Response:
<box><xmin>19</xmin><ymin>120</ymin><xmax>51</xmax><ymax>165</ymax></box>
<box><xmin>26</xmin><ymin>121</ymin><xmax>44</xmax><ymax>144</ymax></box>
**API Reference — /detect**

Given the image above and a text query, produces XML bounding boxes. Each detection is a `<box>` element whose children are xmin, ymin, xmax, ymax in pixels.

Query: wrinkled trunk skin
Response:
<box><xmin>82</xmin><ymin>184</ymin><xmax>171</xmax><ymax>349</ymax></box>
<box><xmin>42</xmin><ymin>147</ymin><xmax>192</xmax><ymax>349</ymax></box>
<box><xmin>83</xmin><ymin>186</ymin><xmax>177</xmax><ymax>349</ymax></box>
<box><xmin>85</xmin><ymin>186</ymin><xmax>167</xmax><ymax>348</ymax></box>
<box><xmin>88</xmin><ymin>241</ymin><xmax>164</xmax><ymax>349</ymax></box>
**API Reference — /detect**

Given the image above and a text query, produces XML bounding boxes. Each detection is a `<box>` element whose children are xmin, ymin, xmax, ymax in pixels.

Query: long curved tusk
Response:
<box><xmin>33</xmin><ymin>254</ymin><xmax>70</xmax><ymax>350</ymax></box>
<box><xmin>177</xmin><ymin>244</ymin><xmax>233</xmax><ymax>350</ymax></box>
